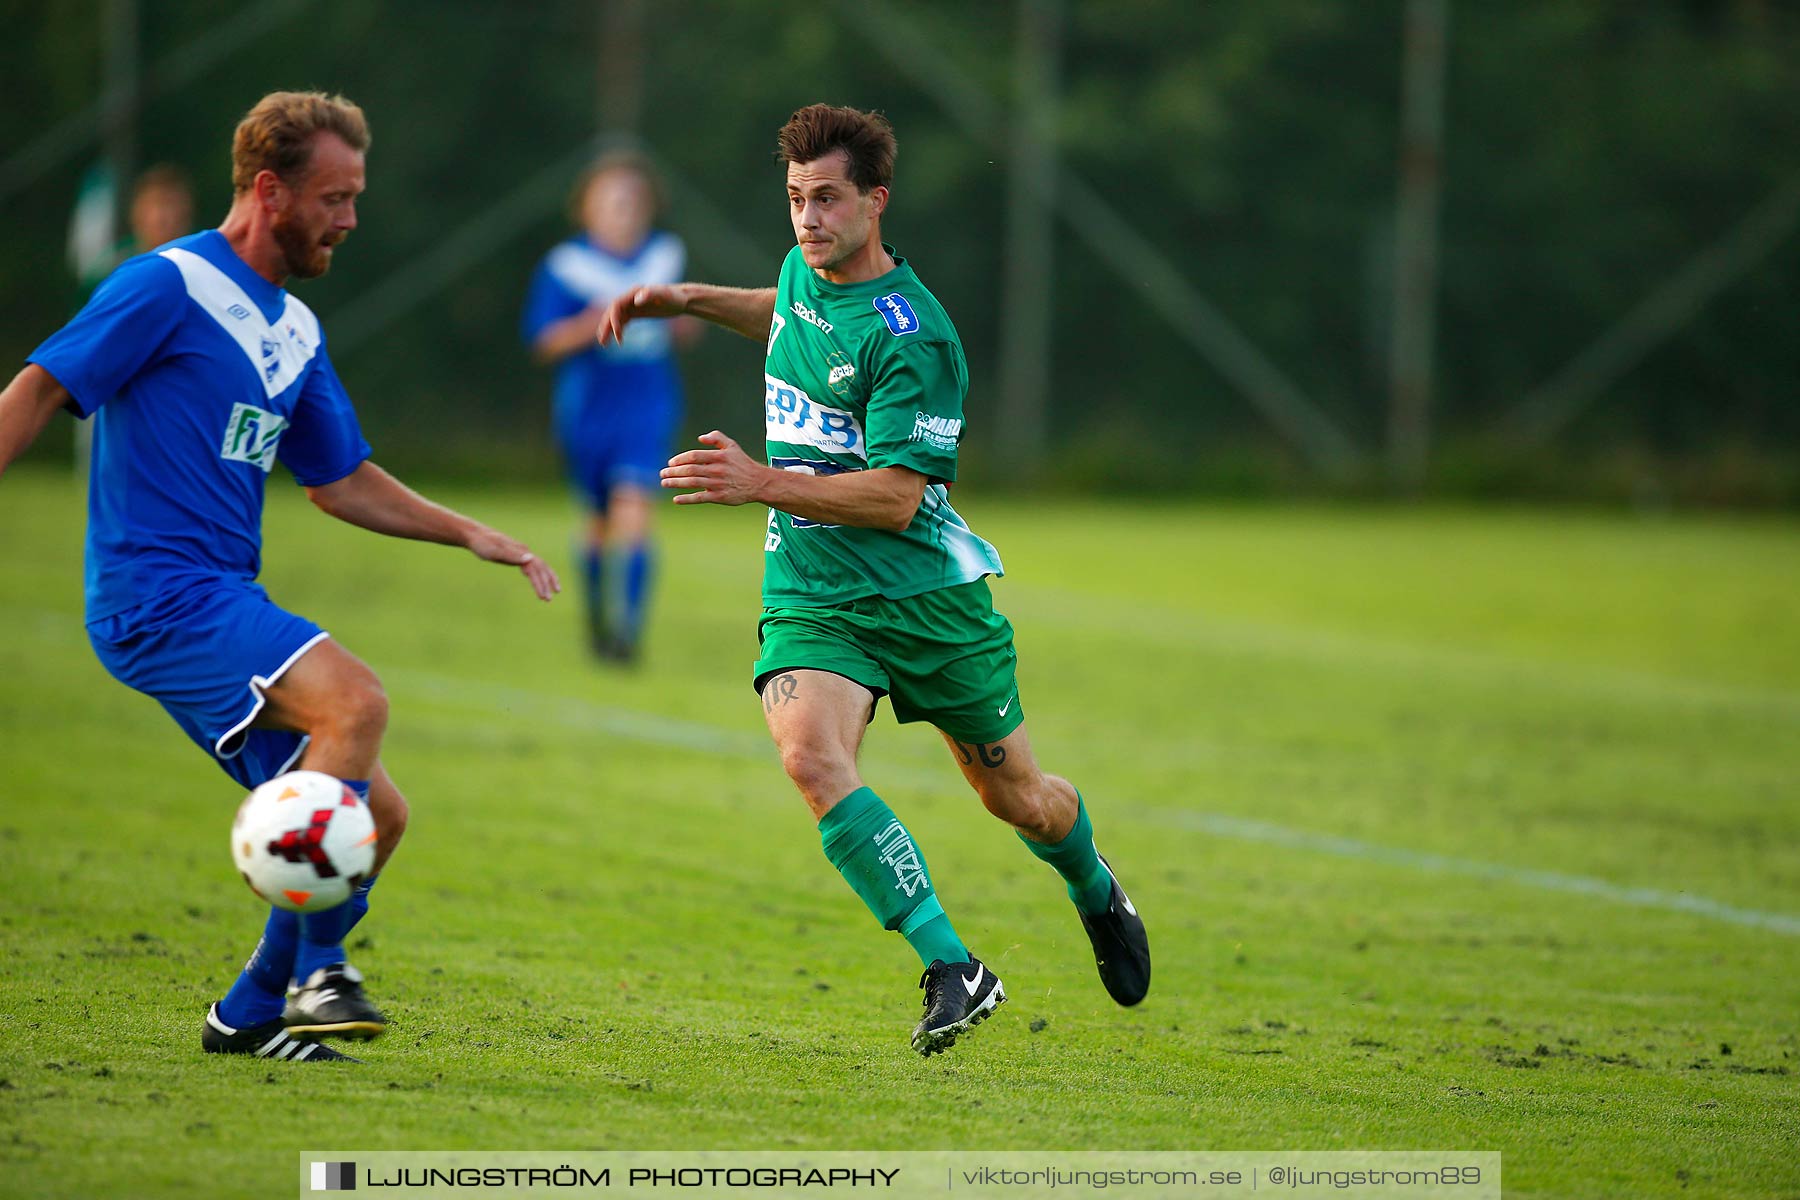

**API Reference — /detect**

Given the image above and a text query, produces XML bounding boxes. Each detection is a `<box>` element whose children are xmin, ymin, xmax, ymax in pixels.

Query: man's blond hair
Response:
<box><xmin>231</xmin><ymin>91</ymin><xmax>370</xmax><ymax>194</ymax></box>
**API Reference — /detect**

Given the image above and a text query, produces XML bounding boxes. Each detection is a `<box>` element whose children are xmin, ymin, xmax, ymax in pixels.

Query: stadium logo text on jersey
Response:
<box><xmin>872</xmin><ymin>819</ymin><xmax>930</xmax><ymax>898</ymax></box>
<box><xmin>874</xmin><ymin>292</ymin><xmax>920</xmax><ymax>336</ymax></box>
<box><xmin>825</xmin><ymin>350</ymin><xmax>857</xmax><ymax>397</ymax></box>
<box><xmin>910</xmin><ymin>412</ymin><xmax>962</xmax><ymax>451</ymax></box>
<box><xmin>220</xmin><ymin>402</ymin><xmax>290</xmax><ymax>472</ymax></box>
<box><xmin>764</xmin><ymin>373</ymin><xmax>866</xmax><ymax>459</ymax></box>
<box><xmin>790</xmin><ymin>300</ymin><xmax>834</xmax><ymax>334</ymax></box>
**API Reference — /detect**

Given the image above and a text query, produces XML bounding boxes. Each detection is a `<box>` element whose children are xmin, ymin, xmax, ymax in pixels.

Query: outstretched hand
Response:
<box><xmin>466</xmin><ymin>527</ymin><xmax>561</xmax><ymax>601</ymax></box>
<box><xmin>596</xmin><ymin>284</ymin><xmax>688</xmax><ymax>348</ymax></box>
<box><xmin>661</xmin><ymin>431</ymin><xmax>768</xmax><ymax>507</ymax></box>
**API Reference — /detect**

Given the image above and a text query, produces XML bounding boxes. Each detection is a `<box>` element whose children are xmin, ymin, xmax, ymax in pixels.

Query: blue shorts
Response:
<box><xmin>553</xmin><ymin>364</ymin><xmax>681</xmax><ymax>511</ymax></box>
<box><xmin>87</xmin><ymin>577</ymin><xmax>326</xmax><ymax>790</ymax></box>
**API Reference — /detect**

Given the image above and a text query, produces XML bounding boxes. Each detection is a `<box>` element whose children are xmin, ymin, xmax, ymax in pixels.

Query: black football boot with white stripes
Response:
<box><xmin>911</xmin><ymin>954</ymin><xmax>1006</xmax><ymax>1057</ymax></box>
<box><xmin>284</xmin><ymin>963</ymin><xmax>388</xmax><ymax>1040</ymax></box>
<box><xmin>1078</xmin><ymin>855</ymin><xmax>1150</xmax><ymax>1006</ymax></box>
<box><xmin>202</xmin><ymin>1003</ymin><xmax>360</xmax><ymax>1062</ymax></box>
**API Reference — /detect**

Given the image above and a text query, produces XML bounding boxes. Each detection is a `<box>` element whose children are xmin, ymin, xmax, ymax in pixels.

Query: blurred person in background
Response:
<box><xmin>0</xmin><ymin>90</ymin><xmax>559</xmax><ymax>1063</ymax></box>
<box><xmin>522</xmin><ymin>152</ymin><xmax>695</xmax><ymax>666</ymax></box>
<box><xmin>127</xmin><ymin>163</ymin><xmax>196</xmax><ymax>254</ymax></box>
<box><xmin>68</xmin><ymin>163</ymin><xmax>197</xmax><ymax>304</ymax></box>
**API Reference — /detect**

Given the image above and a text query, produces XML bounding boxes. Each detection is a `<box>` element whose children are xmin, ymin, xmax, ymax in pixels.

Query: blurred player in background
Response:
<box><xmin>522</xmin><ymin>152</ymin><xmax>694</xmax><ymax>665</ymax></box>
<box><xmin>67</xmin><ymin>166</ymin><xmax>199</xmax><ymax>472</ymax></box>
<box><xmin>127</xmin><ymin>163</ymin><xmax>196</xmax><ymax>254</ymax></box>
<box><xmin>69</xmin><ymin>163</ymin><xmax>197</xmax><ymax>297</ymax></box>
<box><xmin>0</xmin><ymin>91</ymin><xmax>559</xmax><ymax>1062</ymax></box>
<box><xmin>599</xmin><ymin>104</ymin><xmax>1149</xmax><ymax>1056</ymax></box>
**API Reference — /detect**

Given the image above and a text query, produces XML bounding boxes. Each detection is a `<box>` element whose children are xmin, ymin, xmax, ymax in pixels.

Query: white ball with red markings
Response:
<box><xmin>231</xmin><ymin>770</ymin><xmax>377</xmax><ymax>913</ymax></box>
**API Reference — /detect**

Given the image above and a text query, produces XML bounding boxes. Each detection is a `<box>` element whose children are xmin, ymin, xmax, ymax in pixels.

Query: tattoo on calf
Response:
<box><xmin>953</xmin><ymin>739</ymin><xmax>1007</xmax><ymax>769</ymax></box>
<box><xmin>763</xmin><ymin>672</ymin><xmax>800</xmax><ymax>713</ymax></box>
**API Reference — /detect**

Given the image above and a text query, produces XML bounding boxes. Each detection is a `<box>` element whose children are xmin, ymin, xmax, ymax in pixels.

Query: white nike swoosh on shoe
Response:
<box><xmin>1099</xmin><ymin>857</ymin><xmax>1138</xmax><ymax>917</ymax></box>
<box><xmin>961</xmin><ymin>964</ymin><xmax>986</xmax><ymax>996</ymax></box>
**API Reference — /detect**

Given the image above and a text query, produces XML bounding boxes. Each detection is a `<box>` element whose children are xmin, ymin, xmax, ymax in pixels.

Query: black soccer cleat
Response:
<box><xmin>1079</xmin><ymin>855</ymin><xmax>1151</xmax><ymax>1006</ymax></box>
<box><xmin>911</xmin><ymin>955</ymin><xmax>1006</xmax><ymax>1057</ymax></box>
<box><xmin>283</xmin><ymin>963</ymin><xmax>387</xmax><ymax>1040</ymax></box>
<box><xmin>202</xmin><ymin>1003</ymin><xmax>360</xmax><ymax>1062</ymax></box>
<box><xmin>599</xmin><ymin>634</ymin><xmax>640</xmax><ymax>667</ymax></box>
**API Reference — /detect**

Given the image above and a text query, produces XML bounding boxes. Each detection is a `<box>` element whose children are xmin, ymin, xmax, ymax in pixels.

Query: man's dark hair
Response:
<box><xmin>775</xmin><ymin>104</ymin><xmax>896</xmax><ymax>193</ymax></box>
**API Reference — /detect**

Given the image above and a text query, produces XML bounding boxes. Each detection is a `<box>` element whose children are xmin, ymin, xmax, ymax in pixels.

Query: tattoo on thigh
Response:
<box><xmin>762</xmin><ymin>672</ymin><xmax>800</xmax><ymax>714</ymax></box>
<box><xmin>953</xmin><ymin>739</ymin><xmax>1007</xmax><ymax>769</ymax></box>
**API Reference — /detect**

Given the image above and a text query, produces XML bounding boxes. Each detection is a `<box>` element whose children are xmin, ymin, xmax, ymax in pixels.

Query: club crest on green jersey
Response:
<box><xmin>825</xmin><ymin>350</ymin><xmax>857</xmax><ymax>397</ymax></box>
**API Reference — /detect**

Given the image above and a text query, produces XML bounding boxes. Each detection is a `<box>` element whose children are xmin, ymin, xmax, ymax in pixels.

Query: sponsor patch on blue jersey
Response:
<box><xmin>874</xmin><ymin>292</ymin><xmax>921</xmax><ymax>336</ymax></box>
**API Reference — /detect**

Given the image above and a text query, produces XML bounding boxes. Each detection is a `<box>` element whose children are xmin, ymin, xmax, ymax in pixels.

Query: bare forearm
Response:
<box><xmin>677</xmin><ymin>285</ymin><xmax>776</xmax><ymax>341</ymax></box>
<box><xmin>308</xmin><ymin>460</ymin><xmax>559</xmax><ymax>599</ymax></box>
<box><xmin>0</xmin><ymin>365</ymin><xmax>72</xmax><ymax>479</ymax></box>
<box><xmin>759</xmin><ymin>466</ymin><xmax>924</xmax><ymax>532</ymax></box>
<box><xmin>533</xmin><ymin>309</ymin><xmax>606</xmax><ymax>363</ymax></box>
<box><xmin>306</xmin><ymin>462</ymin><xmax>478</xmax><ymax>547</ymax></box>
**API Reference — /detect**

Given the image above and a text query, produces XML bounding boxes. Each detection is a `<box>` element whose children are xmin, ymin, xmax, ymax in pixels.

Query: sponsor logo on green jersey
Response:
<box><xmin>910</xmin><ymin>412</ymin><xmax>962</xmax><ymax>451</ymax></box>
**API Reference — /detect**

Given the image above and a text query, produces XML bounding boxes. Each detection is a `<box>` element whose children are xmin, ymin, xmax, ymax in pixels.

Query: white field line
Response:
<box><xmin>1160</xmin><ymin>810</ymin><xmax>1800</xmax><ymax>936</ymax></box>
<box><xmin>391</xmin><ymin>668</ymin><xmax>1800</xmax><ymax>938</ymax></box>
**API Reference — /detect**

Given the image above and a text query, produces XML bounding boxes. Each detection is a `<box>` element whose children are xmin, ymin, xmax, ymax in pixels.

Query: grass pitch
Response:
<box><xmin>1</xmin><ymin>467</ymin><xmax>1796</xmax><ymax>1198</ymax></box>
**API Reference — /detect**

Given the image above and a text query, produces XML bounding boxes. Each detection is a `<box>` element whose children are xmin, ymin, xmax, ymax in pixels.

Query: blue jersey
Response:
<box><xmin>520</xmin><ymin>232</ymin><xmax>686</xmax><ymax>429</ymax></box>
<box><xmin>29</xmin><ymin>230</ymin><xmax>371</xmax><ymax>622</ymax></box>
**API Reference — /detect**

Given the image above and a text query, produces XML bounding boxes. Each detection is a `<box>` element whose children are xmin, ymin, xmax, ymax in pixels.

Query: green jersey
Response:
<box><xmin>760</xmin><ymin>245</ymin><xmax>1004</xmax><ymax>607</ymax></box>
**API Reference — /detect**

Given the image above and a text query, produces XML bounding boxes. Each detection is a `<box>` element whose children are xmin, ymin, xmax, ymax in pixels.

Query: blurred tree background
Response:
<box><xmin>2</xmin><ymin>0</ymin><xmax>1796</xmax><ymax>504</ymax></box>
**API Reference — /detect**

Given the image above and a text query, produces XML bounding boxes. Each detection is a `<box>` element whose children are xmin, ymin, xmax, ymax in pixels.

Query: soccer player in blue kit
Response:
<box><xmin>522</xmin><ymin>153</ymin><xmax>689</xmax><ymax>663</ymax></box>
<box><xmin>0</xmin><ymin>92</ymin><xmax>560</xmax><ymax>1062</ymax></box>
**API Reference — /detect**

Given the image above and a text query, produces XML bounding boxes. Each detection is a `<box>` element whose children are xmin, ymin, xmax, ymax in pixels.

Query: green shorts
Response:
<box><xmin>753</xmin><ymin>577</ymin><xmax>1024</xmax><ymax>745</ymax></box>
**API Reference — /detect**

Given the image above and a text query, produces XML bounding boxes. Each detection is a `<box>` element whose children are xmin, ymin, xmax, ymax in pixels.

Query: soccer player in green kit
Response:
<box><xmin>597</xmin><ymin>104</ymin><xmax>1148</xmax><ymax>1056</ymax></box>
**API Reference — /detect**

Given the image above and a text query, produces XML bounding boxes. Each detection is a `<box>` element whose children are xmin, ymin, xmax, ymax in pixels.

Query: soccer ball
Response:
<box><xmin>231</xmin><ymin>770</ymin><xmax>377</xmax><ymax>913</ymax></box>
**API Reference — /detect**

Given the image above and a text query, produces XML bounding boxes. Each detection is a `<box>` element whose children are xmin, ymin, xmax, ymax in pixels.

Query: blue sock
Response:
<box><xmin>580</xmin><ymin>546</ymin><xmax>605</xmax><ymax>632</ymax></box>
<box><xmin>293</xmin><ymin>778</ymin><xmax>376</xmax><ymax>984</ymax></box>
<box><xmin>218</xmin><ymin>907</ymin><xmax>300</xmax><ymax>1028</ymax></box>
<box><xmin>294</xmin><ymin>875</ymin><xmax>377</xmax><ymax>983</ymax></box>
<box><xmin>621</xmin><ymin>543</ymin><xmax>653</xmax><ymax>641</ymax></box>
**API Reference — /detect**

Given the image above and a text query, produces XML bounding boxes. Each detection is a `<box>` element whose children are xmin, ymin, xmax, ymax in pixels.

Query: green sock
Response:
<box><xmin>1019</xmin><ymin>793</ymin><xmax>1114</xmax><ymax>916</ymax></box>
<box><xmin>818</xmin><ymin>786</ymin><xmax>969</xmax><ymax>967</ymax></box>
